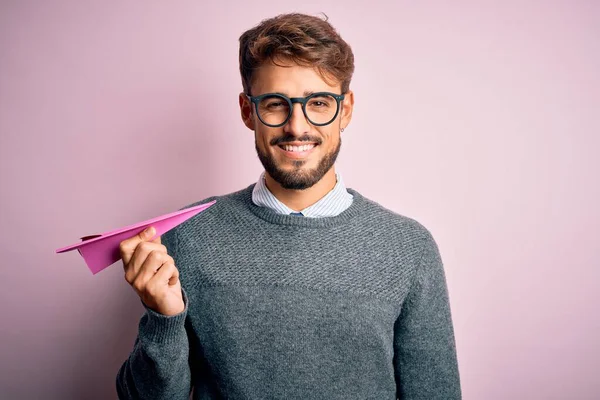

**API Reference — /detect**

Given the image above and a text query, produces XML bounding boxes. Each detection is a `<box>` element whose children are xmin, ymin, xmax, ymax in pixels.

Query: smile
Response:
<box><xmin>277</xmin><ymin>143</ymin><xmax>318</xmax><ymax>159</ymax></box>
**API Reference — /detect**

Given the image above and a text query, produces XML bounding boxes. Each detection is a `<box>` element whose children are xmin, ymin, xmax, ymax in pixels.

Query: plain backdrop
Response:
<box><xmin>1</xmin><ymin>1</ymin><xmax>598</xmax><ymax>399</ymax></box>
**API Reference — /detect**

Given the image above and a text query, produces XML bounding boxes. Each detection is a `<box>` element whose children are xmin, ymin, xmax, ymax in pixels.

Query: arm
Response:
<box><xmin>116</xmin><ymin>227</ymin><xmax>192</xmax><ymax>399</ymax></box>
<box><xmin>394</xmin><ymin>230</ymin><xmax>462</xmax><ymax>399</ymax></box>
<box><xmin>116</xmin><ymin>294</ymin><xmax>192</xmax><ymax>399</ymax></box>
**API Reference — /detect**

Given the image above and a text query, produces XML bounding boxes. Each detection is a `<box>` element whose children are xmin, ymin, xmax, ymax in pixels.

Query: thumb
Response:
<box><xmin>140</xmin><ymin>226</ymin><xmax>156</xmax><ymax>241</ymax></box>
<box><xmin>119</xmin><ymin>226</ymin><xmax>156</xmax><ymax>265</ymax></box>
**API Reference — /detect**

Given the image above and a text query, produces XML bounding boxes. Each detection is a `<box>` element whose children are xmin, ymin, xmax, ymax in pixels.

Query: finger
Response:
<box><xmin>167</xmin><ymin>263</ymin><xmax>180</xmax><ymax>286</ymax></box>
<box><xmin>131</xmin><ymin>251</ymin><xmax>173</xmax><ymax>293</ymax></box>
<box><xmin>144</xmin><ymin>262</ymin><xmax>178</xmax><ymax>303</ymax></box>
<box><xmin>147</xmin><ymin>261</ymin><xmax>179</xmax><ymax>295</ymax></box>
<box><xmin>124</xmin><ymin>241</ymin><xmax>168</xmax><ymax>284</ymax></box>
<box><xmin>119</xmin><ymin>226</ymin><xmax>156</xmax><ymax>266</ymax></box>
<box><xmin>150</xmin><ymin>235</ymin><xmax>162</xmax><ymax>245</ymax></box>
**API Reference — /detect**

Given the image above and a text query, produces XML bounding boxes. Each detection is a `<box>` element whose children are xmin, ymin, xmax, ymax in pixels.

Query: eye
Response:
<box><xmin>309</xmin><ymin>100</ymin><xmax>330</xmax><ymax>108</ymax></box>
<box><xmin>308</xmin><ymin>95</ymin><xmax>333</xmax><ymax>108</ymax></box>
<box><xmin>261</xmin><ymin>96</ymin><xmax>289</xmax><ymax>111</ymax></box>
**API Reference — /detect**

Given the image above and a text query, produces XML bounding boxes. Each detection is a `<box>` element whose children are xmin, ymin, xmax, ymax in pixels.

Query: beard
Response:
<box><xmin>255</xmin><ymin>136</ymin><xmax>341</xmax><ymax>190</ymax></box>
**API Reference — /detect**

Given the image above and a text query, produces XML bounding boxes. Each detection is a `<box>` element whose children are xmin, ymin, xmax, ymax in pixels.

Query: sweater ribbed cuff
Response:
<box><xmin>139</xmin><ymin>288</ymin><xmax>189</xmax><ymax>344</ymax></box>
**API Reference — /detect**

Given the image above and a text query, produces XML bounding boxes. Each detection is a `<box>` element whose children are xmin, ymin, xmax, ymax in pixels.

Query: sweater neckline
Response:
<box><xmin>239</xmin><ymin>183</ymin><xmax>366</xmax><ymax>228</ymax></box>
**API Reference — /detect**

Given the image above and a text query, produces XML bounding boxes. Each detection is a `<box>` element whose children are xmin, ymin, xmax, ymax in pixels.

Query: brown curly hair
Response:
<box><xmin>239</xmin><ymin>13</ymin><xmax>355</xmax><ymax>95</ymax></box>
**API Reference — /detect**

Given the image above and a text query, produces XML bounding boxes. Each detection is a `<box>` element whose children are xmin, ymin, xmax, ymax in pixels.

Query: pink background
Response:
<box><xmin>1</xmin><ymin>1</ymin><xmax>598</xmax><ymax>398</ymax></box>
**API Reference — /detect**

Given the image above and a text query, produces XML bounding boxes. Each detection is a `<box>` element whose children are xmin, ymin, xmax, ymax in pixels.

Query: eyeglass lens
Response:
<box><xmin>257</xmin><ymin>94</ymin><xmax>339</xmax><ymax>126</ymax></box>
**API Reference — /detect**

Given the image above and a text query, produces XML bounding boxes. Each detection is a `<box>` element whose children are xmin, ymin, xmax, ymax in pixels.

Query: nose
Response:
<box><xmin>283</xmin><ymin>103</ymin><xmax>310</xmax><ymax>136</ymax></box>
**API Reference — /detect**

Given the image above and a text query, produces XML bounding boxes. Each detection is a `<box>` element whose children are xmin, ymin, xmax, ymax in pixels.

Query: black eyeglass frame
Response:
<box><xmin>246</xmin><ymin>92</ymin><xmax>346</xmax><ymax>127</ymax></box>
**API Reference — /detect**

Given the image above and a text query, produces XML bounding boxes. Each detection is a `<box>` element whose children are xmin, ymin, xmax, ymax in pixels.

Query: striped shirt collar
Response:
<box><xmin>251</xmin><ymin>171</ymin><xmax>354</xmax><ymax>218</ymax></box>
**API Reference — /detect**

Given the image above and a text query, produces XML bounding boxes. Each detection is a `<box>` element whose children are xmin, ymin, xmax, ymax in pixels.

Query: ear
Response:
<box><xmin>340</xmin><ymin>90</ymin><xmax>354</xmax><ymax>131</ymax></box>
<box><xmin>239</xmin><ymin>92</ymin><xmax>255</xmax><ymax>131</ymax></box>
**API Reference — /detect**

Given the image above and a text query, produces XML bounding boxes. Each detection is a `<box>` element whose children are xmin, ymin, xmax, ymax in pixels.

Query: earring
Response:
<box><xmin>341</xmin><ymin>128</ymin><xmax>345</xmax><ymax>132</ymax></box>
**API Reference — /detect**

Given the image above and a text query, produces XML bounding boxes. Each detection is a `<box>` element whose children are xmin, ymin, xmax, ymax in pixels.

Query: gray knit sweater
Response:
<box><xmin>116</xmin><ymin>184</ymin><xmax>461</xmax><ymax>399</ymax></box>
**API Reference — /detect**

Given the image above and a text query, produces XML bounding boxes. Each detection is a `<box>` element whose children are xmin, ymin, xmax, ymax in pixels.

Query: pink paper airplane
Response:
<box><xmin>56</xmin><ymin>200</ymin><xmax>216</xmax><ymax>274</ymax></box>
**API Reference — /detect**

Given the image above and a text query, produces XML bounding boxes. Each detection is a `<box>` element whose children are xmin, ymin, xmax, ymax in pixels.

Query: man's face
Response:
<box><xmin>239</xmin><ymin>60</ymin><xmax>354</xmax><ymax>190</ymax></box>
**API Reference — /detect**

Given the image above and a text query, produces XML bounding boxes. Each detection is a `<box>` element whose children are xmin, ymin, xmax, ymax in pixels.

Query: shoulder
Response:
<box><xmin>178</xmin><ymin>184</ymin><xmax>254</xmax><ymax>215</ymax></box>
<box><xmin>351</xmin><ymin>190</ymin><xmax>444</xmax><ymax>283</ymax></box>
<box><xmin>350</xmin><ymin>188</ymin><xmax>438</xmax><ymax>250</ymax></box>
<box><xmin>176</xmin><ymin>183</ymin><xmax>257</xmax><ymax>231</ymax></box>
<box><xmin>162</xmin><ymin>184</ymin><xmax>254</xmax><ymax>243</ymax></box>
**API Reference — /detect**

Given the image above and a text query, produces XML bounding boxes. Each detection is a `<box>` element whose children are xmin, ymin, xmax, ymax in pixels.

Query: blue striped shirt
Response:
<box><xmin>251</xmin><ymin>171</ymin><xmax>354</xmax><ymax>217</ymax></box>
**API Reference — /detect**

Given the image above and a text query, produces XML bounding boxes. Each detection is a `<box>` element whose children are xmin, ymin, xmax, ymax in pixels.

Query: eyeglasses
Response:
<box><xmin>246</xmin><ymin>92</ymin><xmax>345</xmax><ymax>127</ymax></box>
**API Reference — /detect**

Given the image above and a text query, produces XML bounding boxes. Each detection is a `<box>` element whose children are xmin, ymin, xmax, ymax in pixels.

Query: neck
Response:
<box><xmin>264</xmin><ymin>168</ymin><xmax>338</xmax><ymax>212</ymax></box>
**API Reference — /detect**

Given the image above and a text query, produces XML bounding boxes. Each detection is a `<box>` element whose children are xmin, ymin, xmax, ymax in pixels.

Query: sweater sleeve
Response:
<box><xmin>116</xmin><ymin>227</ymin><xmax>192</xmax><ymax>399</ymax></box>
<box><xmin>393</xmin><ymin>230</ymin><xmax>462</xmax><ymax>399</ymax></box>
<box><xmin>115</xmin><ymin>291</ymin><xmax>192</xmax><ymax>399</ymax></box>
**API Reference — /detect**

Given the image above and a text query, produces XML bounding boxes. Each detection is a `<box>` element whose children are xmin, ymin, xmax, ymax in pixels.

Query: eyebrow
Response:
<box><xmin>273</xmin><ymin>90</ymin><xmax>317</xmax><ymax>97</ymax></box>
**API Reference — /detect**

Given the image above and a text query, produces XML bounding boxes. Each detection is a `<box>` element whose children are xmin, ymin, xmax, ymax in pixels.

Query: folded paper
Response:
<box><xmin>56</xmin><ymin>201</ymin><xmax>216</xmax><ymax>274</ymax></box>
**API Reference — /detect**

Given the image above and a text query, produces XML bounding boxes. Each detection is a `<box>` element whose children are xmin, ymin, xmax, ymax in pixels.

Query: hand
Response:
<box><xmin>119</xmin><ymin>226</ymin><xmax>184</xmax><ymax>316</ymax></box>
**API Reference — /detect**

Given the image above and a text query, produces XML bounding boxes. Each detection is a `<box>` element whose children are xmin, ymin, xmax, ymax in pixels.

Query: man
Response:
<box><xmin>116</xmin><ymin>12</ymin><xmax>461</xmax><ymax>399</ymax></box>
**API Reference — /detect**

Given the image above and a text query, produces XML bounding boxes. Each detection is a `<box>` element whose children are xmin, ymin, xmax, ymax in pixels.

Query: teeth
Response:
<box><xmin>283</xmin><ymin>144</ymin><xmax>315</xmax><ymax>152</ymax></box>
